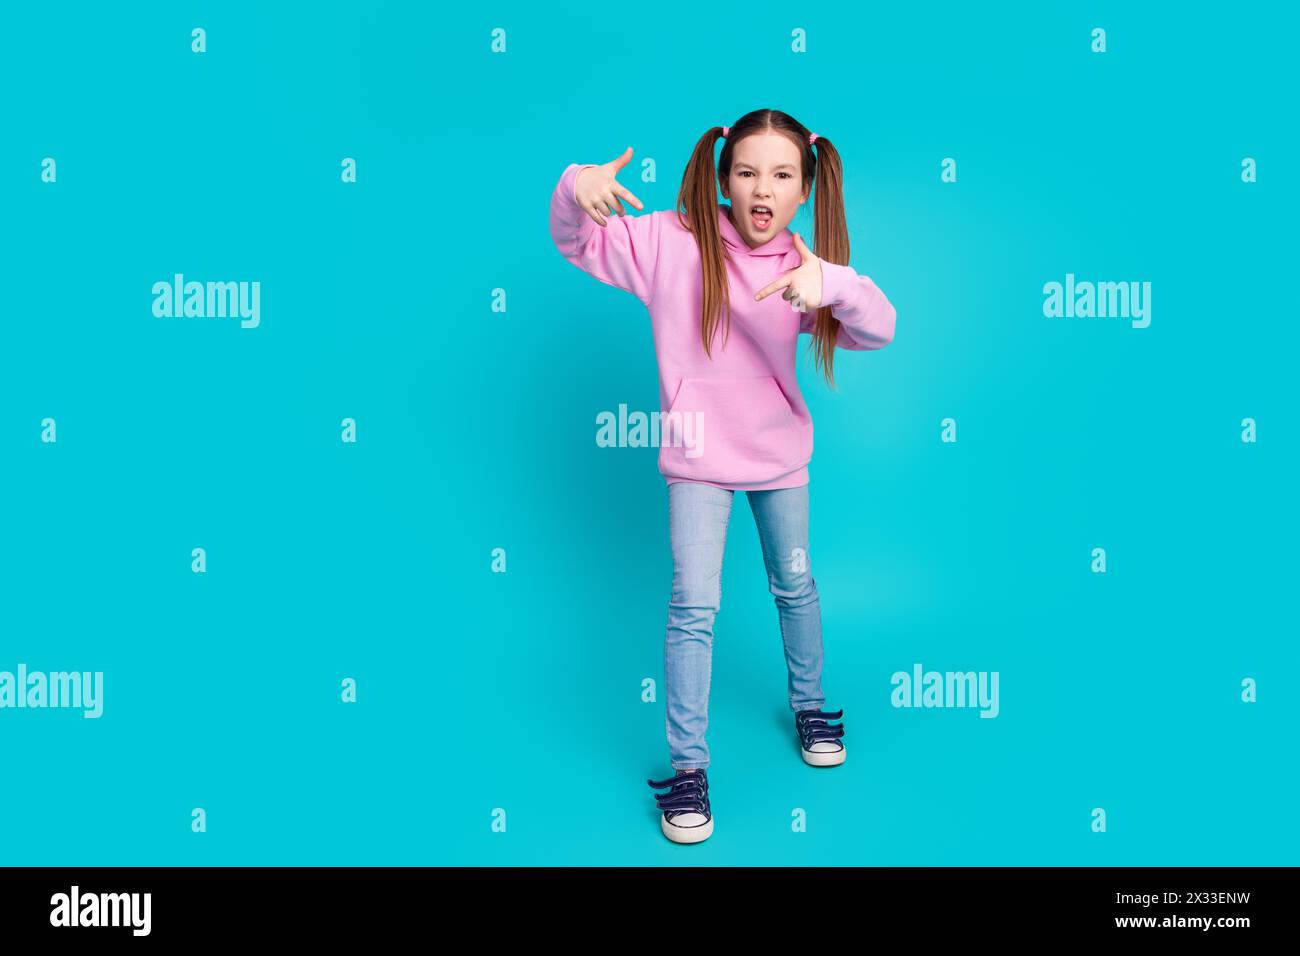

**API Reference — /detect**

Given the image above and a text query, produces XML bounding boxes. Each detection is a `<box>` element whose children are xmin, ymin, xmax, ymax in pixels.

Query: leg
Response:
<box><xmin>746</xmin><ymin>484</ymin><xmax>827</xmax><ymax>713</ymax></box>
<box><xmin>664</xmin><ymin>480</ymin><xmax>734</xmax><ymax>770</ymax></box>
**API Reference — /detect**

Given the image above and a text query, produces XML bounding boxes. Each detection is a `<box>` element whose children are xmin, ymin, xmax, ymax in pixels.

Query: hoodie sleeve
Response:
<box><xmin>549</xmin><ymin>162</ymin><xmax>662</xmax><ymax>307</ymax></box>
<box><xmin>799</xmin><ymin>259</ymin><xmax>897</xmax><ymax>350</ymax></box>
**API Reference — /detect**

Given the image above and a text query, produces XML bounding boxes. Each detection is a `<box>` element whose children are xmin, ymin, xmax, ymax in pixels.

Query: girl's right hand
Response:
<box><xmin>575</xmin><ymin>147</ymin><xmax>645</xmax><ymax>227</ymax></box>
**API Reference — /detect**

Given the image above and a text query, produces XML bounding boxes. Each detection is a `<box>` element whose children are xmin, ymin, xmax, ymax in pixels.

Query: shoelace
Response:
<box><xmin>796</xmin><ymin>708</ymin><xmax>845</xmax><ymax>749</ymax></box>
<box><xmin>646</xmin><ymin>771</ymin><xmax>710</xmax><ymax>821</ymax></box>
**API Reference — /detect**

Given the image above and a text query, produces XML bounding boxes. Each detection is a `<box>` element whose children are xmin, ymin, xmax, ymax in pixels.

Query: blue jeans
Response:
<box><xmin>663</xmin><ymin>480</ymin><xmax>826</xmax><ymax>769</ymax></box>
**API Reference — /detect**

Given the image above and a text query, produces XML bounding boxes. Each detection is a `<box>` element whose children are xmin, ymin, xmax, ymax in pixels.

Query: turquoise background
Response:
<box><xmin>2</xmin><ymin>1</ymin><xmax>1295</xmax><ymax>865</ymax></box>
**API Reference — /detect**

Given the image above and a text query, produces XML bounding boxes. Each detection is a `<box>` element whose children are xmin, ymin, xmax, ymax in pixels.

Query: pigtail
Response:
<box><xmin>807</xmin><ymin>135</ymin><xmax>850</xmax><ymax>390</ymax></box>
<box><xmin>676</xmin><ymin>127</ymin><xmax>732</xmax><ymax>358</ymax></box>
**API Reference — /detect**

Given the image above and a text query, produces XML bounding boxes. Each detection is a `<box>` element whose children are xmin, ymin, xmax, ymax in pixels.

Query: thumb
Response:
<box><xmin>792</xmin><ymin>231</ymin><xmax>814</xmax><ymax>261</ymax></box>
<box><xmin>610</xmin><ymin>146</ymin><xmax>633</xmax><ymax>171</ymax></box>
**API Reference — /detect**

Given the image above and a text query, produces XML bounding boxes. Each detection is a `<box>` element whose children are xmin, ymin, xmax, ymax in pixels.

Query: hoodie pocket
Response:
<box><xmin>658</xmin><ymin>375</ymin><xmax>803</xmax><ymax>484</ymax></box>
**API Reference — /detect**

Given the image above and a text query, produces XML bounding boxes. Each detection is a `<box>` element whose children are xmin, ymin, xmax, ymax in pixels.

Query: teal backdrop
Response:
<box><xmin>2</xmin><ymin>1</ymin><xmax>1295</xmax><ymax>865</ymax></box>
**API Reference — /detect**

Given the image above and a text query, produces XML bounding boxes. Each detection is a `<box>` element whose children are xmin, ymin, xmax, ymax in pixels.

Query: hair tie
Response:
<box><xmin>721</xmin><ymin>126</ymin><xmax>730</xmax><ymax>137</ymax></box>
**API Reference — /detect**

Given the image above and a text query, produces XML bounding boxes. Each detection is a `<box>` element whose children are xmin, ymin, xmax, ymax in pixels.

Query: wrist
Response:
<box><xmin>817</xmin><ymin>259</ymin><xmax>856</xmax><ymax>308</ymax></box>
<box><xmin>573</xmin><ymin>163</ymin><xmax>599</xmax><ymax>202</ymax></box>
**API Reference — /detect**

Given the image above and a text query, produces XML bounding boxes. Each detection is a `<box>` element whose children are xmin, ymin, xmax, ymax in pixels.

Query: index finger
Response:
<box><xmin>609</xmin><ymin>146</ymin><xmax>634</xmax><ymax>171</ymax></box>
<box><xmin>754</xmin><ymin>274</ymin><xmax>792</xmax><ymax>301</ymax></box>
<box><xmin>612</xmin><ymin>181</ymin><xmax>644</xmax><ymax>211</ymax></box>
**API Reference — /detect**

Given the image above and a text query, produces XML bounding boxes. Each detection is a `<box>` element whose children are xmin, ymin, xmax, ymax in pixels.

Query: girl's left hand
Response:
<box><xmin>753</xmin><ymin>232</ymin><xmax>823</xmax><ymax>312</ymax></box>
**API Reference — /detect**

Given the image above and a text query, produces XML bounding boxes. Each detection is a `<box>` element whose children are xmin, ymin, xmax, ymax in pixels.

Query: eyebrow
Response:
<box><xmin>734</xmin><ymin>162</ymin><xmax>797</xmax><ymax>172</ymax></box>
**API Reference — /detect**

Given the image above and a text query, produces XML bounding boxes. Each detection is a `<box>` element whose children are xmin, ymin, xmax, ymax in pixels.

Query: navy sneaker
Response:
<box><xmin>795</xmin><ymin>707</ymin><xmax>846</xmax><ymax>766</ymax></box>
<box><xmin>646</xmin><ymin>768</ymin><xmax>713</xmax><ymax>843</ymax></box>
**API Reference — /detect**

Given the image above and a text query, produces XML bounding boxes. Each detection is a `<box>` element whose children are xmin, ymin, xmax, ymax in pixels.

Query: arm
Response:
<box><xmin>799</xmin><ymin>260</ymin><xmax>897</xmax><ymax>350</ymax></box>
<box><xmin>548</xmin><ymin>162</ymin><xmax>662</xmax><ymax>307</ymax></box>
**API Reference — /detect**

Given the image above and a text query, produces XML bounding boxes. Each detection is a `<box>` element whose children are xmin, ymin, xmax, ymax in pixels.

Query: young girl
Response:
<box><xmin>549</xmin><ymin>109</ymin><xmax>897</xmax><ymax>844</ymax></box>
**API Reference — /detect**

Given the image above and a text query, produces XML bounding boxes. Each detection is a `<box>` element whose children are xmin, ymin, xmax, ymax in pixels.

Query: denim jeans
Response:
<box><xmin>663</xmin><ymin>480</ymin><xmax>826</xmax><ymax>769</ymax></box>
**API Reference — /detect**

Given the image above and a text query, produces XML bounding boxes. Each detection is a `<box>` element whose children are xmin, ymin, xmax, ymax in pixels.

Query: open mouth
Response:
<box><xmin>750</xmin><ymin>205</ymin><xmax>773</xmax><ymax>230</ymax></box>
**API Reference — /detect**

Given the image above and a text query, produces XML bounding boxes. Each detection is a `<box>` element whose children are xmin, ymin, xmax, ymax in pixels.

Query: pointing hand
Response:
<box><xmin>753</xmin><ymin>232</ymin><xmax>823</xmax><ymax>312</ymax></box>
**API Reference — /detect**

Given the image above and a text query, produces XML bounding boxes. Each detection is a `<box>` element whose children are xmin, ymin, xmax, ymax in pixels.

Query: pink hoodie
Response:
<box><xmin>549</xmin><ymin>162</ymin><xmax>897</xmax><ymax>491</ymax></box>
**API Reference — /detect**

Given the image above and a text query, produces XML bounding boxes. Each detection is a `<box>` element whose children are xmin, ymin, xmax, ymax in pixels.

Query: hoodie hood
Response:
<box><xmin>718</xmin><ymin>202</ymin><xmax>795</xmax><ymax>257</ymax></box>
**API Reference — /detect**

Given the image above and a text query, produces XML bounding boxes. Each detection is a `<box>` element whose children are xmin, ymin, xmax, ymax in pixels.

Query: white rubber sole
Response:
<box><xmin>800</xmin><ymin>743</ymin><xmax>846</xmax><ymax>767</ymax></box>
<box><xmin>661</xmin><ymin>814</ymin><xmax>714</xmax><ymax>844</ymax></box>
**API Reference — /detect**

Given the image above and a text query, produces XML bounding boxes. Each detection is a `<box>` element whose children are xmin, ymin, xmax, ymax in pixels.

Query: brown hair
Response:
<box><xmin>675</xmin><ymin>108</ymin><xmax>850</xmax><ymax>389</ymax></box>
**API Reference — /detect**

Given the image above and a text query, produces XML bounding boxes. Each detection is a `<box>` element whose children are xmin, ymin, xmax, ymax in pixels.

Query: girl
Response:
<box><xmin>549</xmin><ymin>109</ymin><xmax>897</xmax><ymax>844</ymax></box>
